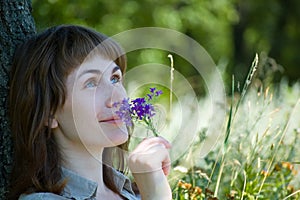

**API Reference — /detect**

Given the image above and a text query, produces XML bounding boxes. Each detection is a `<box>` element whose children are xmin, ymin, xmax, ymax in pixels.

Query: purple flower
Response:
<box><xmin>113</xmin><ymin>98</ymin><xmax>132</xmax><ymax>127</ymax></box>
<box><xmin>112</xmin><ymin>102</ymin><xmax>120</xmax><ymax>107</ymax></box>
<box><xmin>155</xmin><ymin>90</ymin><xmax>163</xmax><ymax>96</ymax></box>
<box><xmin>132</xmin><ymin>97</ymin><xmax>146</xmax><ymax>105</ymax></box>
<box><xmin>131</xmin><ymin>98</ymin><xmax>155</xmax><ymax>120</ymax></box>
<box><xmin>113</xmin><ymin>87</ymin><xmax>163</xmax><ymax>137</ymax></box>
<box><xmin>150</xmin><ymin>87</ymin><xmax>156</xmax><ymax>93</ymax></box>
<box><xmin>147</xmin><ymin>94</ymin><xmax>153</xmax><ymax>100</ymax></box>
<box><xmin>147</xmin><ymin>87</ymin><xmax>162</xmax><ymax>100</ymax></box>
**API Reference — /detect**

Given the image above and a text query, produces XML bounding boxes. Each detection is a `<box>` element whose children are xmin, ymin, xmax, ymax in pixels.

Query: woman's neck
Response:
<box><xmin>53</xmin><ymin>128</ymin><xmax>121</xmax><ymax>198</ymax></box>
<box><xmin>53</xmin><ymin>129</ymin><xmax>106</xmax><ymax>193</ymax></box>
<box><xmin>61</xmin><ymin>143</ymin><xmax>106</xmax><ymax>190</ymax></box>
<box><xmin>61</xmin><ymin>146</ymin><xmax>122</xmax><ymax>199</ymax></box>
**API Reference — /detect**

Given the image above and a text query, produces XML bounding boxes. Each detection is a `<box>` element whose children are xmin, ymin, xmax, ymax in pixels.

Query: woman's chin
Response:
<box><xmin>100</xmin><ymin>124</ymin><xmax>129</xmax><ymax>146</ymax></box>
<box><xmin>111</xmin><ymin>128</ymin><xmax>129</xmax><ymax>146</ymax></box>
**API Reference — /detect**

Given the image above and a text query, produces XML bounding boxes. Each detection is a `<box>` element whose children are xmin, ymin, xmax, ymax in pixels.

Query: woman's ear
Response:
<box><xmin>45</xmin><ymin>117</ymin><xmax>58</xmax><ymax>129</ymax></box>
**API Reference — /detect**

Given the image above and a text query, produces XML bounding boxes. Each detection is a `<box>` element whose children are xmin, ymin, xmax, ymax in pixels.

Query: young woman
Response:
<box><xmin>8</xmin><ymin>25</ymin><xmax>171</xmax><ymax>200</ymax></box>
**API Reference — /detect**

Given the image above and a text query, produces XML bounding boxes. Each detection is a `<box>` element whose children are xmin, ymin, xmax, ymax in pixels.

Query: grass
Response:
<box><xmin>169</xmin><ymin>55</ymin><xmax>300</xmax><ymax>199</ymax></box>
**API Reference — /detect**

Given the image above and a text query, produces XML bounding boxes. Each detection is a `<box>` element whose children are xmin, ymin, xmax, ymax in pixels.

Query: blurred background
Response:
<box><xmin>31</xmin><ymin>0</ymin><xmax>300</xmax><ymax>93</ymax></box>
<box><xmin>25</xmin><ymin>1</ymin><xmax>300</xmax><ymax>198</ymax></box>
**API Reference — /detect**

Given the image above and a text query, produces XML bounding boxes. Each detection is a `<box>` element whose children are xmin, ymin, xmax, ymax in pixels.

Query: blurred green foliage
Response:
<box><xmin>170</xmin><ymin>79</ymin><xmax>300</xmax><ymax>199</ymax></box>
<box><xmin>32</xmin><ymin>0</ymin><xmax>300</xmax><ymax>90</ymax></box>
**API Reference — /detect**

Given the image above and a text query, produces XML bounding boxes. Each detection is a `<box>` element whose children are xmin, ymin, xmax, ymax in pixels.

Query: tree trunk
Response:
<box><xmin>0</xmin><ymin>0</ymin><xmax>36</xmax><ymax>198</ymax></box>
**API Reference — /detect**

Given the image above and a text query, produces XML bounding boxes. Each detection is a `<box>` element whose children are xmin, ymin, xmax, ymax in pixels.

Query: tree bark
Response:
<box><xmin>0</xmin><ymin>0</ymin><xmax>36</xmax><ymax>198</ymax></box>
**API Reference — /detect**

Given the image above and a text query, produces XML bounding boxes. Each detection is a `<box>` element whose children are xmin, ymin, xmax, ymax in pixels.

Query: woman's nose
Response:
<box><xmin>105</xmin><ymin>97</ymin><xmax>114</xmax><ymax>108</ymax></box>
<box><xmin>105</xmin><ymin>88</ymin><xmax>127</xmax><ymax>108</ymax></box>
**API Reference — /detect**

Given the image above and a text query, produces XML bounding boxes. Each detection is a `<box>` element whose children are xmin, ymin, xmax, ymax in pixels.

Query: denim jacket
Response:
<box><xmin>19</xmin><ymin>167</ymin><xmax>139</xmax><ymax>200</ymax></box>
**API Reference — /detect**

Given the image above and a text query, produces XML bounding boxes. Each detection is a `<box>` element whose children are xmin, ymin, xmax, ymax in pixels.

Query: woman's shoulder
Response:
<box><xmin>19</xmin><ymin>192</ymin><xmax>67</xmax><ymax>200</ymax></box>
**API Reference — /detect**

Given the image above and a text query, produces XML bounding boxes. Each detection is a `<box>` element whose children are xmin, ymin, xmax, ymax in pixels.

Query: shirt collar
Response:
<box><xmin>60</xmin><ymin>167</ymin><xmax>135</xmax><ymax>199</ymax></box>
<box><xmin>112</xmin><ymin>169</ymin><xmax>135</xmax><ymax>195</ymax></box>
<box><xmin>61</xmin><ymin>167</ymin><xmax>97</xmax><ymax>199</ymax></box>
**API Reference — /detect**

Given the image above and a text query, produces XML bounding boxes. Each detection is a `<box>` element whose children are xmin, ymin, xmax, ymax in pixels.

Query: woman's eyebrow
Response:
<box><xmin>78</xmin><ymin>69</ymin><xmax>102</xmax><ymax>78</ymax></box>
<box><xmin>112</xmin><ymin>66</ymin><xmax>121</xmax><ymax>73</ymax></box>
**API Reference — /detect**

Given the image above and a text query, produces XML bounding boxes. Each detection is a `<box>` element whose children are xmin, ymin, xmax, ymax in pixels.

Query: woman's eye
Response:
<box><xmin>85</xmin><ymin>80</ymin><xmax>98</xmax><ymax>88</ymax></box>
<box><xmin>111</xmin><ymin>75</ymin><xmax>121</xmax><ymax>84</ymax></box>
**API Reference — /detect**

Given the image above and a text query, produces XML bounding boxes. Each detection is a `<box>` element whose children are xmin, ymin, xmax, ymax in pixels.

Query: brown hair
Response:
<box><xmin>8</xmin><ymin>25</ymin><xmax>128</xmax><ymax>199</ymax></box>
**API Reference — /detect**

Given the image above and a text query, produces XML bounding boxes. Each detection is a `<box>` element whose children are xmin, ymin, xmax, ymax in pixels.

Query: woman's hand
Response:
<box><xmin>128</xmin><ymin>136</ymin><xmax>172</xmax><ymax>200</ymax></box>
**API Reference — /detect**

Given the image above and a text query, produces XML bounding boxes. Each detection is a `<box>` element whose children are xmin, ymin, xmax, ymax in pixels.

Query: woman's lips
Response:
<box><xmin>99</xmin><ymin>118</ymin><xmax>123</xmax><ymax>125</ymax></box>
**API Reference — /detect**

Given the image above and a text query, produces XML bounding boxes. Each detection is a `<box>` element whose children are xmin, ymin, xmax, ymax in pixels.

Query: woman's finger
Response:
<box><xmin>129</xmin><ymin>143</ymin><xmax>170</xmax><ymax>174</ymax></box>
<box><xmin>162</xmin><ymin>156</ymin><xmax>171</xmax><ymax>176</ymax></box>
<box><xmin>132</xmin><ymin>136</ymin><xmax>171</xmax><ymax>153</ymax></box>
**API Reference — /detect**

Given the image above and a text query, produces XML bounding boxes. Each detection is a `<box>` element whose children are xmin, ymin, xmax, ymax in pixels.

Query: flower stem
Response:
<box><xmin>144</xmin><ymin>118</ymin><xmax>159</xmax><ymax>137</ymax></box>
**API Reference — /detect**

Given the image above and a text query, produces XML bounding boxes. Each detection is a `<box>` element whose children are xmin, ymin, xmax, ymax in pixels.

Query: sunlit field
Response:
<box><xmin>125</xmin><ymin>55</ymin><xmax>300</xmax><ymax>200</ymax></box>
<box><xmin>166</xmin><ymin>57</ymin><xmax>300</xmax><ymax>199</ymax></box>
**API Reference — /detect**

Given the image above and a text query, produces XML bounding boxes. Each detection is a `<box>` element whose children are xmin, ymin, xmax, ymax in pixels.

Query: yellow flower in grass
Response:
<box><xmin>177</xmin><ymin>180</ymin><xmax>192</xmax><ymax>190</ymax></box>
<box><xmin>282</xmin><ymin>162</ymin><xmax>293</xmax><ymax>171</ymax></box>
<box><xmin>260</xmin><ymin>169</ymin><xmax>270</xmax><ymax>176</ymax></box>
<box><xmin>193</xmin><ymin>186</ymin><xmax>202</xmax><ymax>195</ymax></box>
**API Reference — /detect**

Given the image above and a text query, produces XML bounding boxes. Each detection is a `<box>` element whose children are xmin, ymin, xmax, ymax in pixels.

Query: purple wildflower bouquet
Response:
<box><xmin>113</xmin><ymin>88</ymin><xmax>163</xmax><ymax>137</ymax></box>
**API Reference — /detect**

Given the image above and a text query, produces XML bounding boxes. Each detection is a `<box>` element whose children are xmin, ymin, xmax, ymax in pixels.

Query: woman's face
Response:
<box><xmin>54</xmin><ymin>54</ymin><xmax>128</xmax><ymax>150</ymax></box>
